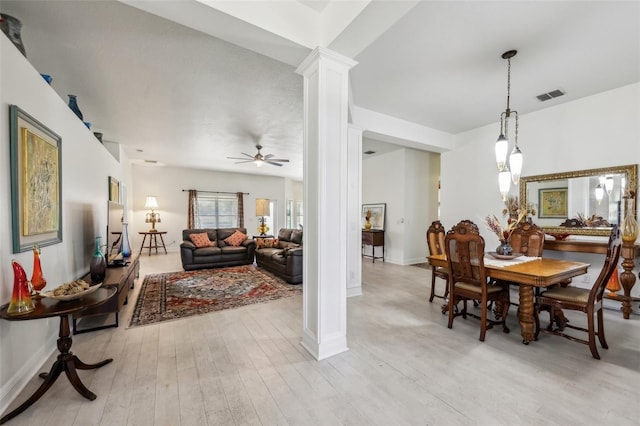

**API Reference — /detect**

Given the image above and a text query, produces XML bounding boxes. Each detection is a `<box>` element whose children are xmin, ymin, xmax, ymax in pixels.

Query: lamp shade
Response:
<box><xmin>144</xmin><ymin>195</ymin><xmax>159</xmax><ymax>209</ymax></box>
<box><xmin>498</xmin><ymin>166</ymin><xmax>511</xmax><ymax>201</ymax></box>
<box><xmin>509</xmin><ymin>145</ymin><xmax>523</xmax><ymax>185</ymax></box>
<box><xmin>595</xmin><ymin>184</ymin><xmax>604</xmax><ymax>204</ymax></box>
<box><xmin>495</xmin><ymin>134</ymin><xmax>508</xmax><ymax>171</ymax></box>
<box><xmin>605</xmin><ymin>176</ymin><xmax>614</xmax><ymax>196</ymax></box>
<box><xmin>256</xmin><ymin>198</ymin><xmax>270</xmax><ymax>216</ymax></box>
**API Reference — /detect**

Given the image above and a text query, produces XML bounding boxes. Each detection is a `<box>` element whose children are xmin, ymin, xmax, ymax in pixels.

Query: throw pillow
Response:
<box><xmin>189</xmin><ymin>232</ymin><xmax>216</xmax><ymax>248</ymax></box>
<box><xmin>265</xmin><ymin>238</ymin><xmax>279</xmax><ymax>248</ymax></box>
<box><xmin>224</xmin><ymin>230</ymin><xmax>248</xmax><ymax>247</ymax></box>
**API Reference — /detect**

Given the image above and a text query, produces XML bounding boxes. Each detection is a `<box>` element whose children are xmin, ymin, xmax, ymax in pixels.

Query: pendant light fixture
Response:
<box><xmin>495</xmin><ymin>50</ymin><xmax>524</xmax><ymax>190</ymax></box>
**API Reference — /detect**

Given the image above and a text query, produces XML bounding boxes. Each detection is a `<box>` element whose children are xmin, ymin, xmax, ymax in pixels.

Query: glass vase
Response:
<box><xmin>120</xmin><ymin>223</ymin><xmax>132</xmax><ymax>258</ymax></box>
<box><xmin>67</xmin><ymin>94</ymin><xmax>83</xmax><ymax>120</ymax></box>
<box><xmin>90</xmin><ymin>236</ymin><xmax>107</xmax><ymax>283</ymax></box>
<box><xmin>622</xmin><ymin>197</ymin><xmax>639</xmax><ymax>243</ymax></box>
<box><xmin>496</xmin><ymin>239</ymin><xmax>513</xmax><ymax>256</ymax></box>
<box><xmin>7</xmin><ymin>260</ymin><xmax>35</xmax><ymax>315</ymax></box>
<box><xmin>30</xmin><ymin>244</ymin><xmax>47</xmax><ymax>295</ymax></box>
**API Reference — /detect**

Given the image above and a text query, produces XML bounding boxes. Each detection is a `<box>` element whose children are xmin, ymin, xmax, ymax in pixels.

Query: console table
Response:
<box><xmin>0</xmin><ymin>287</ymin><xmax>117</xmax><ymax>424</ymax></box>
<box><xmin>362</xmin><ymin>229</ymin><xmax>385</xmax><ymax>263</ymax></box>
<box><xmin>72</xmin><ymin>254</ymin><xmax>140</xmax><ymax>333</ymax></box>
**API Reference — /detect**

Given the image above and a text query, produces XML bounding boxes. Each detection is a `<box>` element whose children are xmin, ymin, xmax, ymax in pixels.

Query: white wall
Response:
<box><xmin>130</xmin><ymin>164</ymin><xmax>290</xmax><ymax>251</ymax></box>
<box><xmin>441</xmin><ymin>82</ymin><xmax>640</xmax><ymax>294</ymax></box>
<box><xmin>0</xmin><ymin>36</ymin><xmax>130</xmax><ymax>412</ymax></box>
<box><xmin>362</xmin><ymin>147</ymin><xmax>439</xmax><ymax>264</ymax></box>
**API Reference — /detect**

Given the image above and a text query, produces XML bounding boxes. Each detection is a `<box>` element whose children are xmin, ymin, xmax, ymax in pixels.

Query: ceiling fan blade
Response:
<box><xmin>264</xmin><ymin>154</ymin><xmax>274</xmax><ymax>159</ymax></box>
<box><xmin>234</xmin><ymin>160</ymin><xmax>255</xmax><ymax>164</ymax></box>
<box><xmin>268</xmin><ymin>158</ymin><xmax>289</xmax><ymax>163</ymax></box>
<box><xmin>227</xmin><ymin>156</ymin><xmax>252</xmax><ymax>160</ymax></box>
<box><xmin>241</xmin><ymin>153</ymin><xmax>254</xmax><ymax>158</ymax></box>
<box><xmin>266</xmin><ymin>160</ymin><xmax>284</xmax><ymax>167</ymax></box>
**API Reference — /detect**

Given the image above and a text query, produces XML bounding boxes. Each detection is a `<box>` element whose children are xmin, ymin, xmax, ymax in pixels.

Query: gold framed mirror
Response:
<box><xmin>520</xmin><ymin>164</ymin><xmax>637</xmax><ymax>237</ymax></box>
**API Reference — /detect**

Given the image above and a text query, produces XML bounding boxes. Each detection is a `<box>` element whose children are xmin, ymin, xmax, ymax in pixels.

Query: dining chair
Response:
<box><xmin>444</xmin><ymin>220</ymin><xmax>510</xmax><ymax>341</ymax></box>
<box><xmin>534</xmin><ymin>225</ymin><xmax>622</xmax><ymax>359</ymax></box>
<box><xmin>427</xmin><ymin>220</ymin><xmax>448</xmax><ymax>303</ymax></box>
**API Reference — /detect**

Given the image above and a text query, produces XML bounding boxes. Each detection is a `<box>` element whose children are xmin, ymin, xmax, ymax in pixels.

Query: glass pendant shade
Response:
<box><xmin>604</xmin><ymin>177</ymin><xmax>614</xmax><ymax>196</ymax></box>
<box><xmin>499</xmin><ymin>166</ymin><xmax>511</xmax><ymax>201</ymax></box>
<box><xmin>495</xmin><ymin>134</ymin><xmax>508</xmax><ymax>171</ymax></box>
<box><xmin>595</xmin><ymin>184</ymin><xmax>604</xmax><ymax>204</ymax></box>
<box><xmin>509</xmin><ymin>145</ymin><xmax>523</xmax><ymax>185</ymax></box>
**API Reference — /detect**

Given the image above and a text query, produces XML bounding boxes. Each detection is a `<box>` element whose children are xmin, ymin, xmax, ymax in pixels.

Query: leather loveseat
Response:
<box><xmin>180</xmin><ymin>228</ymin><xmax>256</xmax><ymax>271</ymax></box>
<box><xmin>254</xmin><ymin>228</ymin><xmax>303</xmax><ymax>284</ymax></box>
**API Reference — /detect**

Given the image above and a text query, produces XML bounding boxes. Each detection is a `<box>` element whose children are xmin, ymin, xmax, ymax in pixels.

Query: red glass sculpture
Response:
<box><xmin>7</xmin><ymin>260</ymin><xmax>35</xmax><ymax>315</ymax></box>
<box><xmin>30</xmin><ymin>245</ymin><xmax>47</xmax><ymax>294</ymax></box>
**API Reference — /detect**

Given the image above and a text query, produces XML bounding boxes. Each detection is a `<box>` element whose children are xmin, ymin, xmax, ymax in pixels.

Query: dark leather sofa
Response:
<box><xmin>255</xmin><ymin>228</ymin><xmax>303</xmax><ymax>284</ymax></box>
<box><xmin>180</xmin><ymin>228</ymin><xmax>256</xmax><ymax>271</ymax></box>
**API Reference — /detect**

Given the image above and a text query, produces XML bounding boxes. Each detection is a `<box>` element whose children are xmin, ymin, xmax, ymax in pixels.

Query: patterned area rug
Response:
<box><xmin>129</xmin><ymin>265</ymin><xmax>301</xmax><ymax>327</ymax></box>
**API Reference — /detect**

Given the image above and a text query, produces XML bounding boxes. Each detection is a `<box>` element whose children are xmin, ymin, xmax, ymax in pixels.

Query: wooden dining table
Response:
<box><xmin>427</xmin><ymin>254</ymin><xmax>590</xmax><ymax>344</ymax></box>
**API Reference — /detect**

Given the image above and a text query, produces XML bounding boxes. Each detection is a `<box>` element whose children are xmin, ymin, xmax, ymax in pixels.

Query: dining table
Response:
<box><xmin>427</xmin><ymin>254</ymin><xmax>590</xmax><ymax>344</ymax></box>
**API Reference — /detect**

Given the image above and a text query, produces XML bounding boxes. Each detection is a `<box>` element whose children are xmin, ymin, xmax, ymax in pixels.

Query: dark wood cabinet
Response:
<box><xmin>73</xmin><ymin>254</ymin><xmax>140</xmax><ymax>333</ymax></box>
<box><xmin>362</xmin><ymin>230</ymin><xmax>385</xmax><ymax>263</ymax></box>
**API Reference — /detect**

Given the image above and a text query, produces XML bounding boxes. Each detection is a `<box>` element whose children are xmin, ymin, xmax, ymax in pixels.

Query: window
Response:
<box><xmin>285</xmin><ymin>200</ymin><xmax>293</xmax><ymax>228</ymax></box>
<box><xmin>296</xmin><ymin>201</ymin><xmax>303</xmax><ymax>228</ymax></box>
<box><xmin>195</xmin><ymin>193</ymin><xmax>238</xmax><ymax>228</ymax></box>
<box><xmin>265</xmin><ymin>200</ymin><xmax>277</xmax><ymax>234</ymax></box>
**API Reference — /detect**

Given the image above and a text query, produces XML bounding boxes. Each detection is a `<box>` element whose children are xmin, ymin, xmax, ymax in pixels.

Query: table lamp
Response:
<box><xmin>256</xmin><ymin>198</ymin><xmax>270</xmax><ymax>236</ymax></box>
<box><xmin>144</xmin><ymin>195</ymin><xmax>161</xmax><ymax>232</ymax></box>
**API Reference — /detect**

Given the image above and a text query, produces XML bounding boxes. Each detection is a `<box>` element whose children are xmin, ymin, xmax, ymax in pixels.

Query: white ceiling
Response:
<box><xmin>2</xmin><ymin>1</ymin><xmax>639</xmax><ymax>181</ymax></box>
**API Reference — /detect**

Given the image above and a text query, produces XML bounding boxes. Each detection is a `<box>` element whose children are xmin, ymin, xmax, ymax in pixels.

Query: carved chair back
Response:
<box><xmin>509</xmin><ymin>222</ymin><xmax>545</xmax><ymax>257</ymax></box>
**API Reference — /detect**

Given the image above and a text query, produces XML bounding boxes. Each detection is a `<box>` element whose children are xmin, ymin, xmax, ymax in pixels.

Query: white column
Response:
<box><xmin>296</xmin><ymin>47</ymin><xmax>357</xmax><ymax>360</ymax></box>
<box><xmin>347</xmin><ymin>125</ymin><xmax>363</xmax><ymax>297</ymax></box>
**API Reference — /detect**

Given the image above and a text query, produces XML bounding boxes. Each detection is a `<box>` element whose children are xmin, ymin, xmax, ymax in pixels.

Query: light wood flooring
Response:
<box><xmin>4</xmin><ymin>253</ymin><xmax>640</xmax><ymax>425</ymax></box>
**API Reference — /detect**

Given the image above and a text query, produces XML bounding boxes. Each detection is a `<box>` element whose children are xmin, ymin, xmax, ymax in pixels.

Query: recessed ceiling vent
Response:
<box><xmin>536</xmin><ymin>89</ymin><xmax>565</xmax><ymax>102</ymax></box>
<box><xmin>144</xmin><ymin>159</ymin><xmax>158</xmax><ymax>164</ymax></box>
<box><xmin>364</xmin><ymin>150</ymin><xmax>376</xmax><ymax>155</ymax></box>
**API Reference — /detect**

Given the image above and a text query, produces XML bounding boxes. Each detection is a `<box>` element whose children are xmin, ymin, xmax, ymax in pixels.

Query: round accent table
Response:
<box><xmin>138</xmin><ymin>231</ymin><xmax>168</xmax><ymax>255</ymax></box>
<box><xmin>0</xmin><ymin>287</ymin><xmax>116</xmax><ymax>424</ymax></box>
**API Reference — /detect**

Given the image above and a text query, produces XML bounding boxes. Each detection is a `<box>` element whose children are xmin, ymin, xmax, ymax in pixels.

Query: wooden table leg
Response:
<box><xmin>158</xmin><ymin>233</ymin><xmax>168</xmax><ymax>254</ymax></box>
<box><xmin>0</xmin><ymin>315</ymin><xmax>112</xmax><ymax>424</ymax></box>
<box><xmin>620</xmin><ymin>243</ymin><xmax>636</xmax><ymax>319</ymax></box>
<box><xmin>518</xmin><ymin>285</ymin><xmax>535</xmax><ymax>344</ymax></box>
<box><xmin>139</xmin><ymin>233</ymin><xmax>148</xmax><ymax>255</ymax></box>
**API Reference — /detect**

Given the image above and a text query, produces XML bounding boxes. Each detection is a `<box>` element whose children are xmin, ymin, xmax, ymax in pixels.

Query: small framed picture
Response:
<box><xmin>10</xmin><ymin>105</ymin><xmax>63</xmax><ymax>253</ymax></box>
<box><xmin>539</xmin><ymin>188</ymin><xmax>568</xmax><ymax>218</ymax></box>
<box><xmin>362</xmin><ymin>203</ymin><xmax>386</xmax><ymax>231</ymax></box>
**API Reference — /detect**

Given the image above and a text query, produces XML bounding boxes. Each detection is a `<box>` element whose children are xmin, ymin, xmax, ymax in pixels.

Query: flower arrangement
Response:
<box><xmin>485</xmin><ymin>209</ymin><xmax>526</xmax><ymax>242</ymax></box>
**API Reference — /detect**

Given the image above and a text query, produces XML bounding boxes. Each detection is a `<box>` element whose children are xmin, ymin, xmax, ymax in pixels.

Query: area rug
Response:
<box><xmin>129</xmin><ymin>265</ymin><xmax>301</xmax><ymax>327</ymax></box>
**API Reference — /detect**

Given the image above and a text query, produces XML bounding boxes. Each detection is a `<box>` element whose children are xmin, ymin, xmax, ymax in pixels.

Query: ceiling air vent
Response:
<box><xmin>536</xmin><ymin>89</ymin><xmax>565</xmax><ymax>102</ymax></box>
<box><xmin>364</xmin><ymin>150</ymin><xmax>376</xmax><ymax>155</ymax></box>
<box><xmin>144</xmin><ymin>159</ymin><xmax>158</xmax><ymax>164</ymax></box>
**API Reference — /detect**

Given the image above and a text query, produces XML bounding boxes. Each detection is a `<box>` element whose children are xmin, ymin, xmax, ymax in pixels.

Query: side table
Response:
<box><xmin>138</xmin><ymin>231</ymin><xmax>167</xmax><ymax>255</ymax></box>
<box><xmin>0</xmin><ymin>287</ymin><xmax>117</xmax><ymax>424</ymax></box>
<box><xmin>362</xmin><ymin>229</ymin><xmax>385</xmax><ymax>263</ymax></box>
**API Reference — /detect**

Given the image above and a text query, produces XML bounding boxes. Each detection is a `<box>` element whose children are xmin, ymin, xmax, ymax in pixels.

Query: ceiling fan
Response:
<box><xmin>227</xmin><ymin>144</ymin><xmax>290</xmax><ymax>167</ymax></box>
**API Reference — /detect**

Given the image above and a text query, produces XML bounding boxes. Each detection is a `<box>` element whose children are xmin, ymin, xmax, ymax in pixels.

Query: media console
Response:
<box><xmin>72</xmin><ymin>254</ymin><xmax>140</xmax><ymax>333</ymax></box>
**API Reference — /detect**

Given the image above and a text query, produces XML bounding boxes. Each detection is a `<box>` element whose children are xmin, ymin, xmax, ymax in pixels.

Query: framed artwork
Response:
<box><xmin>539</xmin><ymin>188</ymin><xmax>568</xmax><ymax>218</ymax></box>
<box><xmin>10</xmin><ymin>105</ymin><xmax>62</xmax><ymax>253</ymax></box>
<box><xmin>362</xmin><ymin>203</ymin><xmax>386</xmax><ymax>231</ymax></box>
<box><xmin>109</xmin><ymin>176</ymin><xmax>120</xmax><ymax>202</ymax></box>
